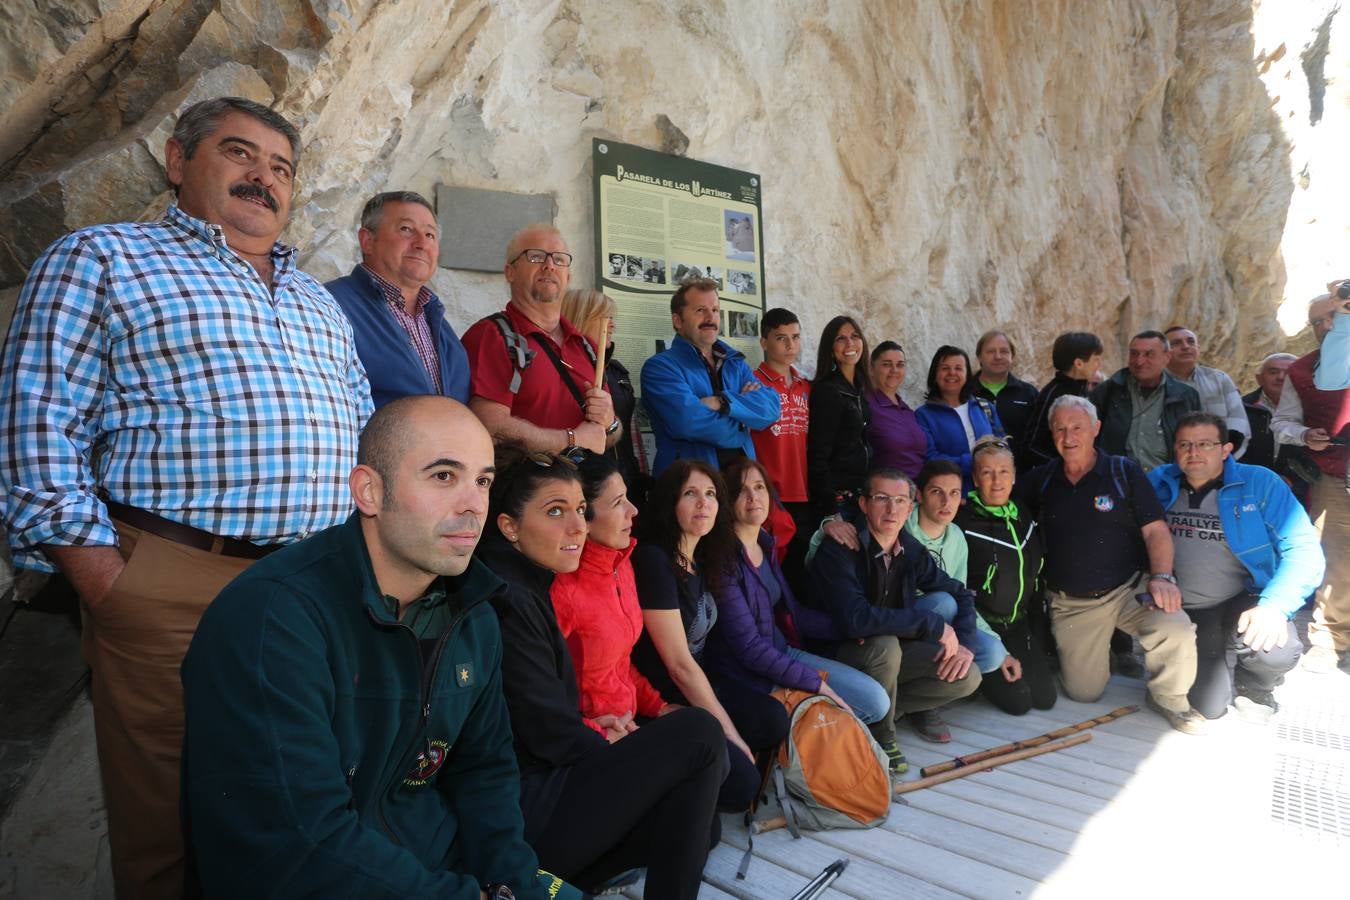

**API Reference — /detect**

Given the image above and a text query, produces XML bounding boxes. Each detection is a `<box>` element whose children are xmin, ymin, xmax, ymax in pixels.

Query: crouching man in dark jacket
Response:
<box><xmin>805</xmin><ymin>467</ymin><xmax>981</xmax><ymax>776</ymax></box>
<box><xmin>182</xmin><ymin>397</ymin><xmax>574</xmax><ymax>900</ymax></box>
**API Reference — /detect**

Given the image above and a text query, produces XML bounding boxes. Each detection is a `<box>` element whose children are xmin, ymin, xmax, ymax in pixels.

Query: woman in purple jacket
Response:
<box><xmin>705</xmin><ymin>458</ymin><xmax>890</xmax><ymax>725</ymax></box>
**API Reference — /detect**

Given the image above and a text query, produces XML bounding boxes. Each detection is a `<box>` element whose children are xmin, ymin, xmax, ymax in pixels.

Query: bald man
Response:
<box><xmin>461</xmin><ymin>224</ymin><xmax>619</xmax><ymax>454</ymax></box>
<box><xmin>183</xmin><ymin>398</ymin><xmax>571</xmax><ymax>899</ymax></box>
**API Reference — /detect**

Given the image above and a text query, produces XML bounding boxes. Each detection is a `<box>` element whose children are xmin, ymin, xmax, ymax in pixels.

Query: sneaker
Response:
<box><xmin>880</xmin><ymin>740</ymin><xmax>909</xmax><ymax>774</ymax></box>
<box><xmin>1145</xmin><ymin>694</ymin><xmax>1209</xmax><ymax>735</ymax></box>
<box><xmin>1233</xmin><ymin>693</ymin><xmax>1278</xmax><ymax>724</ymax></box>
<box><xmin>1301</xmin><ymin>645</ymin><xmax>1341</xmax><ymax>674</ymax></box>
<box><xmin>907</xmin><ymin>709</ymin><xmax>952</xmax><ymax>743</ymax></box>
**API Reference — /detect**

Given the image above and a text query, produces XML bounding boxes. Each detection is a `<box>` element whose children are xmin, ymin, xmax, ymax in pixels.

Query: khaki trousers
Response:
<box><xmin>82</xmin><ymin>522</ymin><xmax>253</xmax><ymax>899</ymax></box>
<box><xmin>834</xmin><ymin>636</ymin><xmax>982</xmax><ymax>746</ymax></box>
<box><xmin>1048</xmin><ymin>575</ymin><xmax>1197</xmax><ymax>713</ymax></box>
<box><xmin>1307</xmin><ymin>476</ymin><xmax>1350</xmax><ymax>652</ymax></box>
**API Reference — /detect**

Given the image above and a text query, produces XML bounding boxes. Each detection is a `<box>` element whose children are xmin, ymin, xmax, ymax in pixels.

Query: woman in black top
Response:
<box><xmin>479</xmin><ymin>447</ymin><xmax>726</xmax><ymax>900</ymax></box>
<box><xmin>806</xmin><ymin>315</ymin><xmax>873</xmax><ymax>523</ymax></box>
<box><xmin>955</xmin><ymin>437</ymin><xmax>1057</xmax><ymax>715</ymax></box>
<box><xmin>632</xmin><ymin>459</ymin><xmax>788</xmax><ymax>810</ymax></box>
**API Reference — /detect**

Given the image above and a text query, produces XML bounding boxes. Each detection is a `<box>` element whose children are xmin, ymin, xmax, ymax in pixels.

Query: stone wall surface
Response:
<box><xmin>3</xmin><ymin>0</ymin><xmax>1346</xmax><ymax>381</ymax></box>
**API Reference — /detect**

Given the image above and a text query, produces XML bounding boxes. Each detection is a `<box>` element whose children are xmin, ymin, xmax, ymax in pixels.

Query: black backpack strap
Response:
<box><xmin>487</xmin><ymin>313</ymin><xmax>535</xmax><ymax>395</ymax></box>
<box><xmin>533</xmin><ymin>338</ymin><xmax>588</xmax><ymax>413</ymax></box>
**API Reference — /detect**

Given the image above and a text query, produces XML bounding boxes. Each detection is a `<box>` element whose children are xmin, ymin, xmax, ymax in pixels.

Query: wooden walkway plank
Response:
<box><xmin>880</xmin><ymin>802</ymin><xmax>1068</xmax><ymax>881</ymax></box>
<box><xmin>898</xmin><ymin>788</ymin><xmax>1080</xmax><ymax>854</ymax></box>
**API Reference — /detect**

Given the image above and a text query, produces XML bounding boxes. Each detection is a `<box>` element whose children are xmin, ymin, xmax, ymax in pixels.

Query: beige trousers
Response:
<box><xmin>1049</xmin><ymin>575</ymin><xmax>1197</xmax><ymax>713</ymax></box>
<box><xmin>1307</xmin><ymin>475</ymin><xmax>1350</xmax><ymax>652</ymax></box>
<box><xmin>82</xmin><ymin>522</ymin><xmax>253</xmax><ymax>899</ymax></box>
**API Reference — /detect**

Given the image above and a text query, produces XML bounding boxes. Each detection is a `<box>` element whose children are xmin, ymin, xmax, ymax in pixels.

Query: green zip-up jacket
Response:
<box><xmin>955</xmin><ymin>496</ymin><xmax>1045</xmax><ymax>625</ymax></box>
<box><xmin>182</xmin><ymin>514</ymin><xmax>548</xmax><ymax>899</ymax></box>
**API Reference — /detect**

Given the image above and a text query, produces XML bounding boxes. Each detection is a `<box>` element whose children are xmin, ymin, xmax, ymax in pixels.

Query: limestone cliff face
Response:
<box><xmin>5</xmin><ymin>0</ymin><xmax>1339</xmax><ymax>389</ymax></box>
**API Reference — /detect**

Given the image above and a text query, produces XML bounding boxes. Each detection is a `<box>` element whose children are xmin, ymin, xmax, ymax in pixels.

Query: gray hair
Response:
<box><xmin>1049</xmin><ymin>394</ymin><xmax>1098</xmax><ymax>427</ymax></box>
<box><xmin>172</xmin><ymin>97</ymin><xmax>301</xmax><ymax>164</ymax></box>
<box><xmin>866</xmin><ymin>467</ymin><xmax>917</xmax><ymax>500</ymax></box>
<box><xmin>360</xmin><ymin>191</ymin><xmax>435</xmax><ymax>231</ymax></box>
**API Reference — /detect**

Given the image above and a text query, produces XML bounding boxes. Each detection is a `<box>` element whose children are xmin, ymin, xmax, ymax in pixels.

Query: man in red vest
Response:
<box><xmin>1272</xmin><ymin>292</ymin><xmax>1350</xmax><ymax>672</ymax></box>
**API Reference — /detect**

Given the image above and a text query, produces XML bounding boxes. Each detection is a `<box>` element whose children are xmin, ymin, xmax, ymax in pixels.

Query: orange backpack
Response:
<box><xmin>769</xmin><ymin>687</ymin><xmax>892</xmax><ymax>833</ymax></box>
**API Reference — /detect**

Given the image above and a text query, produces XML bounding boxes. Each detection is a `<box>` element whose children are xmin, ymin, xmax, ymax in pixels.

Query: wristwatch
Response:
<box><xmin>484</xmin><ymin>885</ymin><xmax>515</xmax><ymax>900</ymax></box>
<box><xmin>605</xmin><ymin>416</ymin><xmax>621</xmax><ymax>436</ymax></box>
<box><xmin>1149</xmin><ymin>573</ymin><xmax>1178</xmax><ymax>585</ymax></box>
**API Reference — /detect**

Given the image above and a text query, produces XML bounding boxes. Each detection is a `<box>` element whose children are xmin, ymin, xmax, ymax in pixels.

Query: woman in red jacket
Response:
<box><xmin>551</xmin><ymin>453</ymin><xmax>677</xmax><ymax>725</ymax></box>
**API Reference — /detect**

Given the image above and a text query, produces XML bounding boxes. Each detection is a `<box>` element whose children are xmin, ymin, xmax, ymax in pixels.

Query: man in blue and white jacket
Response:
<box><xmin>641</xmin><ymin>278</ymin><xmax>779</xmax><ymax>474</ymax></box>
<box><xmin>1148</xmin><ymin>412</ymin><xmax>1324</xmax><ymax>721</ymax></box>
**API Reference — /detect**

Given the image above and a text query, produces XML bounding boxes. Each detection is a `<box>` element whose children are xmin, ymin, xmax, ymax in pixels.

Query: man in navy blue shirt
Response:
<box><xmin>327</xmin><ymin>191</ymin><xmax>471</xmax><ymax>406</ymax></box>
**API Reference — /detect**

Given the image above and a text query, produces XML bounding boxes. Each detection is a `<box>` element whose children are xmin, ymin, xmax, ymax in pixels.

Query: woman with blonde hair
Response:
<box><xmin>561</xmin><ymin>288</ymin><xmax>648</xmax><ymax>507</ymax></box>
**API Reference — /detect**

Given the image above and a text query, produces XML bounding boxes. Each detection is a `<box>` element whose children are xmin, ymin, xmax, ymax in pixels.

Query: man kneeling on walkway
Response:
<box><xmin>1148</xmin><ymin>412</ymin><xmax>1322</xmax><ymax>720</ymax></box>
<box><xmin>807</xmin><ymin>467</ymin><xmax>981</xmax><ymax>774</ymax></box>
<box><xmin>182</xmin><ymin>398</ymin><xmax>567</xmax><ymax>899</ymax></box>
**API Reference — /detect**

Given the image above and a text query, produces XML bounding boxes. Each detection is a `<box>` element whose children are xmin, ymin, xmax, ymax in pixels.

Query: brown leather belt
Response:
<box><xmin>105</xmin><ymin>501</ymin><xmax>283</xmax><ymax>560</ymax></box>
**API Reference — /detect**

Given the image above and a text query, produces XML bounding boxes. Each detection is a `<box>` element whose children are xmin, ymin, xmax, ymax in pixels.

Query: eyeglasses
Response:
<box><xmin>1176</xmin><ymin>440</ymin><xmax>1223</xmax><ymax>453</ymax></box>
<box><xmin>974</xmin><ymin>438</ymin><xmax>1012</xmax><ymax>450</ymax></box>
<box><xmin>510</xmin><ymin>248</ymin><xmax>574</xmax><ymax>268</ymax></box>
<box><xmin>866</xmin><ymin>492</ymin><xmax>912</xmax><ymax>507</ymax></box>
<box><xmin>525</xmin><ymin>449</ymin><xmax>584</xmax><ymax>468</ymax></box>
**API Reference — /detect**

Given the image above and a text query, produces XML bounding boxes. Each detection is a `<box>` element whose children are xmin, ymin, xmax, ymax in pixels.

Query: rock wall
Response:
<box><xmin>5</xmin><ymin>0</ymin><xmax>1344</xmax><ymax>388</ymax></box>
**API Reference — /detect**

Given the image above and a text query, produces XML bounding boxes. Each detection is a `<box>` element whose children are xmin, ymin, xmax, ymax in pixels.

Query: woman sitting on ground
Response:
<box><xmin>955</xmin><ymin>436</ymin><xmax>1057</xmax><ymax>715</ymax></box>
<box><xmin>478</xmin><ymin>447</ymin><xmax>726</xmax><ymax>900</ymax></box>
<box><xmin>916</xmin><ymin>344</ymin><xmax>1004</xmax><ymax>492</ymax></box>
<box><xmin>704</xmin><ymin>457</ymin><xmax>891</xmax><ymax>726</ymax></box>
<box><xmin>550</xmin><ymin>451</ymin><xmax>671</xmax><ymax>724</ymax></box>
<box><xmin>632</xmin><ymin>460</ymin><xmax>789</xmax><ymax>810</ymax></box>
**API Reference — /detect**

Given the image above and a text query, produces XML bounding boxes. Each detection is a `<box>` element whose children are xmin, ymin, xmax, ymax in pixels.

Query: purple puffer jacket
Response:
<box><xmin>705</xmin><ymin>529</ymin><xmax>834</xmax><ymax>694</ymax></box>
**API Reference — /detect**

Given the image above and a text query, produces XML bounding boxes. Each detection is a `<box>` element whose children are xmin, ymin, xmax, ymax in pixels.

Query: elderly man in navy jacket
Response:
<box><xmin>327</xmin><ymin>191</ymin><xmax>471</xmax><ymax>406</ymax></box>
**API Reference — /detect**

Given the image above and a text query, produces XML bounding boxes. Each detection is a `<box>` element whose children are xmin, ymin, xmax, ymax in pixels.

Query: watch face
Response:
<box><xmin>486</xmin><ymin>886</ymin><xmax>514</xmax><ymax>900</ymax></box>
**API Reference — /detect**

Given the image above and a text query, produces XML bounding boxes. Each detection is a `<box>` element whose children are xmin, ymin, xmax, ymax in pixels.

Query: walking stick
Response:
<box><xmin>895</xmin><ymin>732</ymin><xmax>1092</xmax><ymax>795</ymax></box>
<box><xmin>789</xmin><ymin>858</ymin><xmax>849</xmax><ymax>900</ymax></box>
<box><xmin>592</xmin><ymin>319</ymin><xmax>608</xmax><ymax>389</ymax></box>
<box><xmin>918</xmin><ymin>705</ymin><xmax>1136</xmax><ymax>777</ymax></box>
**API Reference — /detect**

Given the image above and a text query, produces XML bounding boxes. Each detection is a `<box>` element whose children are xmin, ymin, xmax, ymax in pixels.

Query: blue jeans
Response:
<box><xmin>785</xmin><ymin>647</ymin><xmax>891</xmax><ymax>725</ymax></box>
<box><xmin>914</xmin><ymin>592</ymin><xmax>1006</xmax><ymax>673</ymax></box>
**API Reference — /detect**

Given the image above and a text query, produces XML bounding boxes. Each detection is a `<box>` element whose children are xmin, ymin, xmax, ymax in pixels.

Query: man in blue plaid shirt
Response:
<box><xmin>0</xmin><ymin>96</ymin><xmax>372</xmax><ymax>898</ymax></box>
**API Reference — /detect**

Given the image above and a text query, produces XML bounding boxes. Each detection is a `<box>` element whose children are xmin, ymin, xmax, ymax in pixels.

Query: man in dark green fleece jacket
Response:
<box><xmin>182</xmin><ymin>397</ymin><xmax>566</xmax><ymax>900</ymax></box>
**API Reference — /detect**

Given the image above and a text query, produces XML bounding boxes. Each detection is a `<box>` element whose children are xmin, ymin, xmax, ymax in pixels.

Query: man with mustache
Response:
<box><xmin>0</xmin><ymin>96</ymin><xmax>371</xmax><ymax>898</ymax></box>
<box><xmin>183</xmin><ymin>397</ymin><xmax>572</xmax><ymax>899</ymax></box>
<box><xmin>641</xmin><ymin>278</ymin><xmax>780</xmax><ymax>474</ymax></box>
<box><xmin>327</xmin><ymin>191</ymin><xmax>471</xmax><ymax>406</ymax></box>
<box><xmin>462</xmin><ymin>225</ymin><xmax>618</xmax><ymax>454</ymax></box>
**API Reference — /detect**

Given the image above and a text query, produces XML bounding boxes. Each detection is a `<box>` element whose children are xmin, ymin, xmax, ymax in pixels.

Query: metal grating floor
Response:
<box><xmin>1269</xmin><ymin>700</ymin><xmax>1350</xmax><ymax>842</ymax></box>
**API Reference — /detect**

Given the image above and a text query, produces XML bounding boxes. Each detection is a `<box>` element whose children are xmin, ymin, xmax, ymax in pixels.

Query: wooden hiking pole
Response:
<box><xmin>592</xmin><ymin>319</ymin><xmax>608</xmax><ymax>389</ymax></box>
<box><xmin>918</xmin><ymin>705</ymin><xmax>1137</xmax><ymax>777</ymax></box>
<box><xmin>751</xmin><ymin>815</ymin><xmax>787</xmax><ymax>834</ymax></box>
<box><xmin>895</xmin><ymin>732</ymin><xmax>1092</xmax><ymax>795</ymax></box>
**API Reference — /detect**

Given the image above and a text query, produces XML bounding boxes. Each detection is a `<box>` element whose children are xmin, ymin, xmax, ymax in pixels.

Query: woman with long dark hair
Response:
<box><xmin>806</xmin><ymin>315</ymin><xmax>872</xmax><ymax>523</ymax></box>
<box><xmin>478</xmin><ymin>447</ymin><xmax>726</xmax><ymax>899</ymax></box>
<box><xmin>632</xmin><ymin>459</ymin><xmax>788</xmax><ymax>810</ymax></box>
<box><xmin>915</xmin><ymin>344</ymin><xmax>1003</xmax><ymax>491</ymax></box>
<box><xmin>705</xmin><ymin>458</ymin><xmax>892</xmax><ymax>724</ymax></box>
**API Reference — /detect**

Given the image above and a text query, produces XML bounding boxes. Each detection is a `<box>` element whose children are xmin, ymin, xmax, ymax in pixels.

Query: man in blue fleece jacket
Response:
<box><xmin>182</xmin><ymin>397</ymin><xmax>572</xmax><ymax>900</ymax></box>
<box><xmin>1148</xmin><ymin>412</ymin><xmax>1324</xmax><ymax>721</ymax></box>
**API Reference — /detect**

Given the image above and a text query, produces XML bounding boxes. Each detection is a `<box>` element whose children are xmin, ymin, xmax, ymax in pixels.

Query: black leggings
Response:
<box><xmin>525</xmin><ymin>708</ymin><xmax>728</xmax><ymax>900</ymax></box>
<box><xmin>980</xmin><ymin>618</ymin><xmax>1058</xmax><ymax>715</ymax></box>
<box><xmin>1187</xmin><ymin>595</ymin><xmax>1303</xmax><ymax>719</ymax></box>
<box><xmin>712</xmin><ymin>678</ymin><xmax>789</xmax><ymax>810</ymax></box>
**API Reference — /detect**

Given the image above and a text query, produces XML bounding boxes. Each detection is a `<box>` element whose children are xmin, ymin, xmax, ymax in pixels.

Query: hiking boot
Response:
<box><xmin>1145</xmin><ymin>694</ymin><xmax>1209</xmax><ymax>735</ymax></box>
<box><xmin>1301</xmin><ymin>645</ymin><xmax>1342</xmax><ymax>675</ymax></box>
<box><xmin>1233</xmin><ymin>692</ymin><xmax>1278</xmax><ymax>724</ymax></box>
<box><xmin>880</xmin><ymin>740</ymin><xmax>909</xmax><ymax>775</ymax></box>
<box><xmin>907</xmin><ymin>709</ymin><xmax>951</xmax><ymax>743</ymax></box>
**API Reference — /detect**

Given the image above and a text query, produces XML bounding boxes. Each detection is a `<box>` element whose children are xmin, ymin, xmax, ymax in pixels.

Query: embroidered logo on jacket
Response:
<box><xmin>1094</xmin><ymin>495</ymin><xmax>1115</xmax><ymax>512</ymax></box>
<box><xmin>456</xmin><ymin>663</ymin><xmax>473</xmax><ymax>687</ymax></box>
<box><xmin>405</xmin><ymin>740</ymin><xmax>451</xmax><ymax>786</ymax></box>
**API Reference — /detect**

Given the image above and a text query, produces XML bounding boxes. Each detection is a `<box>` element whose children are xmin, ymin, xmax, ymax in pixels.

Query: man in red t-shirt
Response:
<box><xmin>751</xmin><ymin>308</ymin><xmax>812</xmax><ymax>566</ymax></box>
<box><xmin>462</xmin><ymin>225</ymin><xmax>618</xmax><ymax>453</ymax></box>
